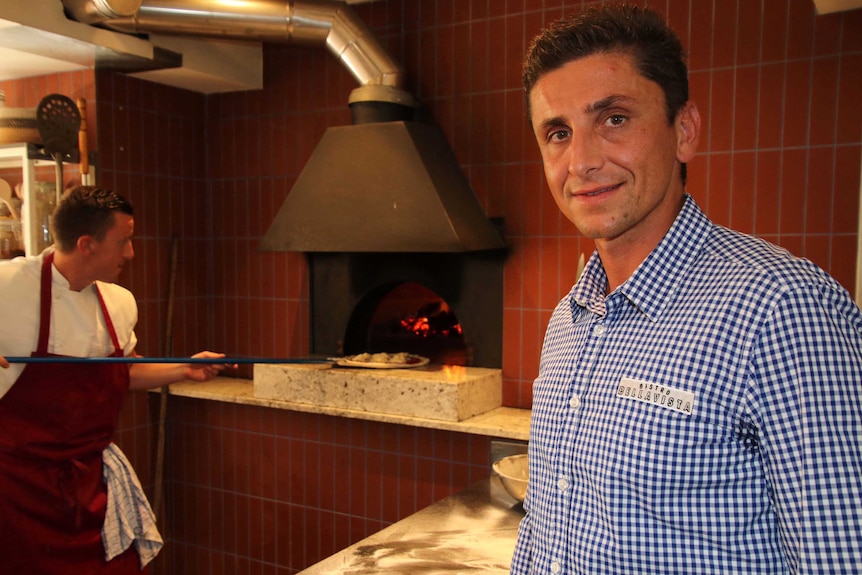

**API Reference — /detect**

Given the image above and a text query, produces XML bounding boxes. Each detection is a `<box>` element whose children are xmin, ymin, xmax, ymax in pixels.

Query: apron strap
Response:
<box><xmin>36</xmin><ymin>252</ymin><xmax>54</xmax><ymax>355</ymax></box>
<box><xmin>94</xmin><ymin>284</ymin><xmax>123</xmax><ymax>356</ymax></box>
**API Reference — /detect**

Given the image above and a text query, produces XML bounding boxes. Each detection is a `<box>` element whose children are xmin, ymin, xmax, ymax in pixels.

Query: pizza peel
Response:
<box><xmin>2</xmin><ymin>357</ymin><xmax>333</xmax><ymax>364</ymax></box>
<box><xmin>36</xmin><ymin>94</ymin><xmax>81</xmax><ymax>203</ymax></box>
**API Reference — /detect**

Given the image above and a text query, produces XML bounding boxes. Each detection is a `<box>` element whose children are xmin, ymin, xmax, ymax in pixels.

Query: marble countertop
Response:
<box><xmin>299</xmin><ymin>475</ymin><xmax>525</xmax><ymax>574</ymax></box>
<box><xmin>160</xmin><ymin>376</ymin><xmax>530</xmax><ymax>441</ymax></box>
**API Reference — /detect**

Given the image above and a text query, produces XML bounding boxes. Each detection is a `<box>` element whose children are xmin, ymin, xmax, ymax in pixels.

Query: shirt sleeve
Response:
<box><xmin>748</xmin><ymin>283</ymin><xmax>862</xmax><ymax>574</ymax></box>
<box><xmin>509</xmin><ymin>487</ymin><xmax>533</xmax><ymax>573</ymax></box>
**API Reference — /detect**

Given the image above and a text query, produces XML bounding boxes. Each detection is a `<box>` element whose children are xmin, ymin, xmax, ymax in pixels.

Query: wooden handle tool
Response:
<box><xmin>77</xmin><ymin>97</ymin><xmax>90</xmax><ymax>185</ymax></box>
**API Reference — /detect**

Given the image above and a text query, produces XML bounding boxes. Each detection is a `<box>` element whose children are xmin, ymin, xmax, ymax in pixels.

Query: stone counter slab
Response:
<box><xmin>253</xmin><ymin>363</ymin><xmax>502</xmax><ymax>422</ymax></box>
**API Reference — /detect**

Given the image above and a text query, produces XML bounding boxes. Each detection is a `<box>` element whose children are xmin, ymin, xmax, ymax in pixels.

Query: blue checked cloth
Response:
<box><xmin>101</xmin><ymin>443</ymin><xmax>163</xmax><ymax>568</ymax></box>
<box><xmin>510</xmin><ymin>195</ymin><xmax>862</xmax><ymax>574</ymax></box>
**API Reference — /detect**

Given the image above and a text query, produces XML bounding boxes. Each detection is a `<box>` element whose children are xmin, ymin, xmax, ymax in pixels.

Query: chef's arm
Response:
<box><xmin>128</xmin><ymin>350</ymin><xmax>233</xmax><ymax>390</ymax></box>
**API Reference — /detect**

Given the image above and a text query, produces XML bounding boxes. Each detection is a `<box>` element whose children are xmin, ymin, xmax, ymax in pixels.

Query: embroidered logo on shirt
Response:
<box><xmin>616</xmin><ymin>377</ymin><xmax>694</xmax><ymax>416</ymax></box>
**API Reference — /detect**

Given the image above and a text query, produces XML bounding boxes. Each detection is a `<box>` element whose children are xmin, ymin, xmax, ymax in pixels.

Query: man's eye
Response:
<box><xmin>548</xmin><ymin>129</ymin><xmax>570</xmax><ymax>142</ymax></box>
<box><xmin>606</xmin><ymin>114</ymin><xmax>626</xmax><ymax>126</ymax></box>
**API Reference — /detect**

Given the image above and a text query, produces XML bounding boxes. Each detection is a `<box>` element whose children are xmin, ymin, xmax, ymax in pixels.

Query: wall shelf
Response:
<box><xmin>0</xmin><ymin>143</ymin><xmax>96</xmax><ymax>257</ymax></box>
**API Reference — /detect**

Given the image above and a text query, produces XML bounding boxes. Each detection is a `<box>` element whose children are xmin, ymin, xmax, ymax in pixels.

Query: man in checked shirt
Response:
<box><xmin>512</xmin><ymin>4</ymin><xmax>862</xmax><ymax>574</ymax></box>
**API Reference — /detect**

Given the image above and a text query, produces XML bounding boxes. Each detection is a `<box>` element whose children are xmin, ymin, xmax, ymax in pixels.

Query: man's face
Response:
<box><xmin>529</xmin><ymin>51</ymin><xmax>699</xmax><ymax>252</ymax></box>
<box><xmin>89</xmin><ymin>212</ymin><xmax>135</xmax><ymax>283</ymax></box>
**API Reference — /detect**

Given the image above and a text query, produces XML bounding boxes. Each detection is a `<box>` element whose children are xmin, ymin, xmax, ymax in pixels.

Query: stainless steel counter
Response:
<box><xmin>299</xmin><ymin>476</ymin><xmax>525</xmax><ymax>574</ymax></box>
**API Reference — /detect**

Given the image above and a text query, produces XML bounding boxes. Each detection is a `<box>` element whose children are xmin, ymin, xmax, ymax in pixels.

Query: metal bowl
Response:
<box><xmin>492</xmin><ymin>453</ymin><xmax>528</xmax><ymax>502</ymax></box>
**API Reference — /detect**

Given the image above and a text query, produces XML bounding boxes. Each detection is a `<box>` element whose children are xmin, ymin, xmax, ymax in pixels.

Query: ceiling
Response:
<box><xmin>1</xmin><ymin>0</ymin><xmax>859</xmax><ymax>92</ymax></box>
<box><xmin>0</xmin><ymin>0</ymin><xmax>382</xmax><ymax>93</ymax></box>
<box><xmin>0</xmin><ymin>1</ymin><xmax>174</xmax><ymax>83</ymax></box>
<box><xmin>0</xmin><ymin>21</ymin><xmax>85</xmax><ymax>80</ymax></box>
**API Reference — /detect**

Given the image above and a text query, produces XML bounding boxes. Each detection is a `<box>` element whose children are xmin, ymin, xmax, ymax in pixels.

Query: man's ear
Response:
<box><xmin>676</xmin><ymin>101</ymin><xmax>700</xmax><ymax>164</ymax></box>
<box><xmin>76</xmin><ymin>235</ymin><xmax>95</xmax><ymax>255</ymax></box>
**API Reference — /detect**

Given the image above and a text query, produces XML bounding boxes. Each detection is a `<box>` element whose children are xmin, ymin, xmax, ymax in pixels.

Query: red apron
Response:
<box><xmin>0</xmin><ymin>252</ymin><xmax>146</xmax><ymax>574</ymax></box>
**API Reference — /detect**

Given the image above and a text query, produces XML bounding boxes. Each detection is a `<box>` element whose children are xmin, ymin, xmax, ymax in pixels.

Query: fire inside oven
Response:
<box><xmin>351</xmin><ymin>282</ymin><xmax>469</xmax><ymax>366</ymax></box>
<box><xmin>308</xmin><ymin>252</ymin><xmax>504</xmax><ymax>368</ymax></box>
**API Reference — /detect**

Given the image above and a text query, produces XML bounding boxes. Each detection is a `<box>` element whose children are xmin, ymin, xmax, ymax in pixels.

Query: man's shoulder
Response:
<box><xmin>0</xmin><ymin>254</ymin><xmax>41</xmax><ymax>287</ymax></box>
<box><xmin>705</xmin><ymin>225</ymin><xmax>840</xmax><ymax>296</ymax></box>
<box><xmin>93</xmin><ymin>281</ymin><xmax>138</xmax><ymax>334</ymax></box>
<box><xmin>679</xmin><ymin>197</ymin><xmax>837</xmax><ymax>295</ymax></box>
<box><xmin>94</xmin><ymin>280</ymin><xmax>136</xmax><ymax>303</ymax></box>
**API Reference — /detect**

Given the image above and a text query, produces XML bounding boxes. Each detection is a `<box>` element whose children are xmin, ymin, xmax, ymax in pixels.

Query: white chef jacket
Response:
<box><xmin>0</xmin><ymin>251</ymin><xmax>138</xmax><ymax>398</ymax></box>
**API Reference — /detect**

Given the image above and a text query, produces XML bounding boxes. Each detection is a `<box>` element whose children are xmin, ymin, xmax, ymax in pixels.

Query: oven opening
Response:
<box><xmin>346</xmin><ymin>282</ymin><xmax>469</xmax><ymax>366</ymax></box>
<box><xmin>308</xmin><ymin>251</ymin><xmax>506</xmax><ymax>368</ymax></box>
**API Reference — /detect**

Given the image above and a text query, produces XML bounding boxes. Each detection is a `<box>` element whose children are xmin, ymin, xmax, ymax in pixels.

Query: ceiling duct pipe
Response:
<box><xmin>62</xmin><ymin>0</ymin><xmax>506</xmax><ymax>252</ymax></box>
<box><xmin>63</xmin><ymin>0</ymin><xmax>407</xmax><ymax>102</ymax></box>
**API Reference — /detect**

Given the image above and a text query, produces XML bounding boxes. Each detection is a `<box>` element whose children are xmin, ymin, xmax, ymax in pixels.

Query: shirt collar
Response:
<box><xmin>572</xmin><ymin>195</ymin><xmax>711</xmax><ymax>321</ymax></box>
<box><xmin>51</xmin><ymin>262</ymin><xmax>72</xmax><ymax>290</ymax></box>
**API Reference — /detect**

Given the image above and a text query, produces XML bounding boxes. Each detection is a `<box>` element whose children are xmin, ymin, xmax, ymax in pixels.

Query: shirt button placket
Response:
<box><xmin>569</xmin><ymin>318</ymin><xmax>603</xmax><ymax>414</ymax></box>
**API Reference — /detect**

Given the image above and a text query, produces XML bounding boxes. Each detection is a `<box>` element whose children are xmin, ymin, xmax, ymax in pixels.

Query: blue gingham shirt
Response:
<box><xmin>510</xmin><ymin>196</ymin><xmax>862</xmax><ymax>574</ymax></box>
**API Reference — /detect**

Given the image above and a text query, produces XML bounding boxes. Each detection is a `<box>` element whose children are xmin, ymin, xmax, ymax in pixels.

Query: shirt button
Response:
<box><xmin>593</xmin><ymin>323</ymin><xmax>606</xmax><ymax>336</ymax></box>
<box><xmin>569</xmin><ymin>395</ymin><xmax>581</xmax><ymax>409</ymax></box>
<box><xmin>557</xmin><ymin>477</ymin><xmax>570</xmax><ymax>491</ymax></box>
<box><xmin>550</xmin><ymin>560</ymin><xmax>562</xmax><ymax>573</ymax></box>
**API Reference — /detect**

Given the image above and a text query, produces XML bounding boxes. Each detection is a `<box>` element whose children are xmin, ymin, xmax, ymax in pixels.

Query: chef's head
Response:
<box><xmin>52</xmin><ymin>186</ymin><xmax>134</xmax><ymax>255</ymax></box>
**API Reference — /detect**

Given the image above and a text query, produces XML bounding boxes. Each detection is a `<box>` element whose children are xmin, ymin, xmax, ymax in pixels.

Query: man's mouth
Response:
<box><xmin>573</xmin><ymin>182</ymin><xmax>622</xmax><ymax>197</ymax></box>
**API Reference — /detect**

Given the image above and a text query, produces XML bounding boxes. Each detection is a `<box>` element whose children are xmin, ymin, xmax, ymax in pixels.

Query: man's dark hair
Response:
<box><xmin>51</xmin><ymin>186</ymin><xmax>134</xmax><ymax>253</ymax></box>
<box><xmin>523</xmin><ymin>3</ymin><xmax>689</xmax><ymax>123</ymax></box>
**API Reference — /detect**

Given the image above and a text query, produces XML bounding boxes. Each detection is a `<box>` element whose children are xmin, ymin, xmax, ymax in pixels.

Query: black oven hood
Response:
<box><xmin>259</xmin><ymin>116</ymin><xmax>506</xmax><ymax>253</ymax></box>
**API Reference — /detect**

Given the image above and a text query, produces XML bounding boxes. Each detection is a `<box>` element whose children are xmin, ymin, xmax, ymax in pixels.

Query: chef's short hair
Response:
<box><xmin>51</xmin><ymin>186</ymin><xmax>134</xmax><ymax>252</ymax></box>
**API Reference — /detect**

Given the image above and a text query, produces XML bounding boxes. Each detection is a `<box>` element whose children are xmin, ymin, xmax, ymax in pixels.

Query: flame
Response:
<box><xmin>399</xmin><ymin>315</ymin><xmax>462</xmax><ymax>338</ymax></box>
<box><xmin>443</xmin><ymin>365</ymin><xmax>467</xmax><ymax>380</ymax></box>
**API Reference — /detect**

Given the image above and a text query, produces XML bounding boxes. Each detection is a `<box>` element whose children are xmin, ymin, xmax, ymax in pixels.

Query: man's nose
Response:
<box><xmin>567</xmin><ymin>129</ymin><xmax>602</xmax><ymax>177</ymax></box>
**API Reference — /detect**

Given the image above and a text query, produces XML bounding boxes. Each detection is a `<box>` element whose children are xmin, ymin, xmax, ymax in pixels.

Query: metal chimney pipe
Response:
<box><xmin>62</xmin><ymin>0</ymin><xmax>143</xmax><ymax>22</ymax></box>
<box><xmin>62</xmin><ymin>0</ymin><xmax>411</xmax><ymax>104</ymax></box>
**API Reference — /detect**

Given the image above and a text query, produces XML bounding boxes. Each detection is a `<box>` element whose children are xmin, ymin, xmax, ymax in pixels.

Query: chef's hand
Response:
<box><xmin>183</xmin><ymin>351</ymin><xmax>236</xmax><ymax>382</ymax></box>
<box><xmin>0</xmin><ymin>355</ymin><xmax>8</xmax><ymax>369</ymax></box>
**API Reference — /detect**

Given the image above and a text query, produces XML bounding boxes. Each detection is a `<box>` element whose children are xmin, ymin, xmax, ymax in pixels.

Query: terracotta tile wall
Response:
<box><xmin>160</xmin><ymin>398</ymin><xmax>492</xmax><ymax>573</ymax></box>
<box><xmin>2</xmin><ymin>0</ymin><xmax>860</xmax><ymax>573</ymax></box>
<box><xmin>201</xmin><ymin>0</ymin><xmax>862</xmax><ymax>411</ymax></box>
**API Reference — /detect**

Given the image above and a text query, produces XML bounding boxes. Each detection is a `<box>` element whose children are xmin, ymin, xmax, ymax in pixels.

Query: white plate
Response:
<box><xmin>336</xmin><ymin>353</ymin><xmax>429</xmax><ymax>369</ymax></box>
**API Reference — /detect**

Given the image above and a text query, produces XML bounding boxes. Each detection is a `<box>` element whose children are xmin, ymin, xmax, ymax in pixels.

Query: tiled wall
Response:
<box><xmin>201</xmin><ymin>0</ymin><xmax>862</xmax><ymax>410</ymax></box>
<box><xmin>159</xmin><ymin>398</ymin><xmax>492</xmax><ymax>573</ymax></box>
<box><xmin>2</xmin><ymin>0</ymin><xmax>860</xmax><ymax>573</ymax></box>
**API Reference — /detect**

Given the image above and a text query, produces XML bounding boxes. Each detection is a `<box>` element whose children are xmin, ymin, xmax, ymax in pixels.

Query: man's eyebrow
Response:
<box><xmin>583</xmin><ymin>94</ymin><xmax>633</xmax><ymax>114</ymax></box>
<box><xmin>535</xmin><ymin>95</ymin><xmax>636</xmax><ymax>132</ymax></box>
<box><xmin>538</xmin><ymin>115</ymin><xmax>568</xmax><ymax>132</ymax></box>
